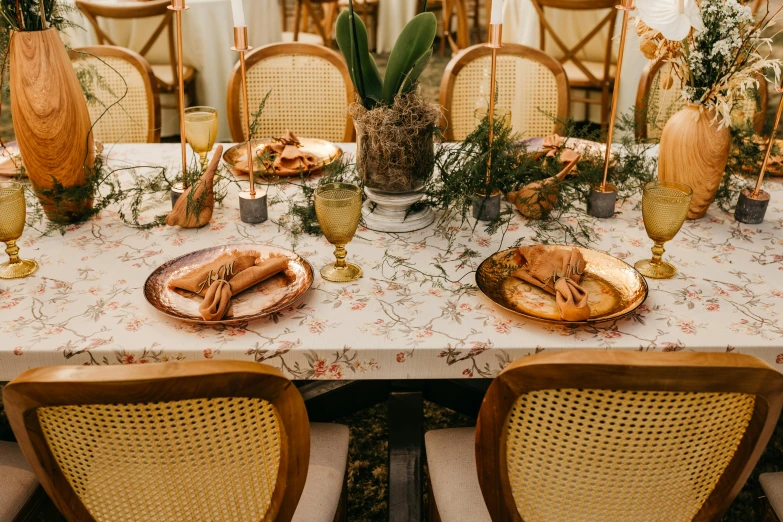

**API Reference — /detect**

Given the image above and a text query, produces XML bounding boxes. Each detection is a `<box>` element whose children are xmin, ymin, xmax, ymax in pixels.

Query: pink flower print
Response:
<box><xmin>118</xmin><ymin>280</ymin><xmax>127</xmax><ymax>284</ymax></box>
<box><xmin>776</xmin><ymin>354</ymin><xmax>783</xmax><ymax>365</ymax></box>
<box><xmin>121</xmin><ymin>354</ymin><xmax>136</xmax><ymax>364</ymax></box>
<box><xmin>428</xmin><ymin>288</ymin><xmax>443</xmax><ymax>297</ymax></box>
<box><xmin>706</xmin><ymin>303</ymin><xmax>720</xmax><ymax>311</ymax></box>
<box><xmin>676</xmin><ymin>320</ymin><xmax>696</xmax><ymax>334</ymax></box>
<box><xmin>226</xmin><ymin>328</ymin><xmax>246</xmax><ymax>337</ymax></box>
<box><xmin>203</xmin><ymin>348</ymin><xmax>213</xmax><ymax>359</ymax></box>
<box><xmin>13</xmin><ymin>346</ymin><xmax>23</xmax><ymax>356</ymax></box>
<box><xmin>88</xmin><ymin>287</ymin><xmax>100</xmax><ymax>296</ymax></box>
<box><xmin>125</xmin><ymin>319</ymin><xmax>144</xmax><ymax>332</ymax></box>
<box><xmin>371</xmin><ymin>285</ymin><xmax>385</xmax><ymax>297</ymax></box>
<box><xmin>772</xmin><ymin>290</ymin><xmax>783</xmax><ymax>298</ymax></box>
<box><xmin>494</xmin><ymin>319</ymin><xmax>512</xmax><ymax>334</ymax></box>
<box><xmin>507</xmin><ymin>223</ymin><xmax>520</xmax><ymax>232</ymax></box>
<box><xmin>661</xmin><ymin>340</ymin><xmax>685</xmax><ymax>352</ymax></box>
<box><xmin>307</xmin><ymin>319</ymin><xmax>329</xmax><ymax>334</ymax></box>
<box><xmin>1</xmin><ymin>301</ymin><xmax>19</xmax><ymax>309</ymax></box>
<box><xmin>327</xmin><ymin>364</ymin><xmax>343</xmax><ymax>379</ymax></box>
<box><xmin>350</xmin><ymin>301</ymin><xmax>367</xmax><ymax>311</ymax></box>
<box><xmin>396</xmin><ymin>352</ymin><xmax>406</xmax><ymax>363</ymax></box>
<box><xmin>468</xmin><ymin>342</ymin><xmax>489</xmax><ymax>357</ymax></box>
<box><xmin>171</xmin><ymin>236</ymin><xmax>187</xmax><ymax>246</ymax></box>
<box><xmin>414</xmin><ymin>329</ymin><xmax>433</xmax><ymax>340</ymax></box>
<box><xmin>475</xmin><ymin>236</ymin><xmax>491</xmax><ymax>247</ymax></box>
<box><xmin>459</xmin><ymin>303</ymin><xmax>473</xmax><ymax>311</ymax></box>
<box><xmin>338</xmin><ymin>290</ymin><xmax>354</xmax><ymax>301</ymax></box>
<box><xmin>373</xmin><ymin>318</ymin><xmax>384</xmax><ymax>324</ymax></box>
<box><xmin>108</xmin><ymin>302</ymin><xmax>120</xmax><ymax>311</ymax></box>
<box><xmin>313</xmin><ymin>359</ymin><xmax>328</xmax><ymax>377</ymax></box>
<box><xmin>629</xmin><ymin>238</ymin><xmax>643</xmax><ymax>248</ymax></box>
<box><xmin>387</xmin><ymin>282</ymin><xmax>402</xmax><ymax>291</ymax></box>
<box><xmin>601</xmin><ymin>330</ymin><xmax>622</xmax><ymax>339</ymax></box>
<box><xmin>211</xmin><ymin>224</ymin><xmax>225</xmax><ymax>231</ymax></box>
<box><xmin>462</xmin><ymin>369</ymin><xmax>473</xmax><ymax>378</ymax></box>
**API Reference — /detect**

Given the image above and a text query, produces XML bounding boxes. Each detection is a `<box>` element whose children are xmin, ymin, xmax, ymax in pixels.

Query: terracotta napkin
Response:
<box><xmin>540</xmin><ymin>134</ymin><xmax>581</xmax><ymax>164</ymax></box>
<box><xmin>235</xmin><ymin>130</ymin><xmax>319</xmax><ymax>176</ymax></box>
<box><xmin>510</xmin><ymin>245</ymin><xmax>591</xmax><ymax>322</ymax></box>
<box><xmin>199</xmin><ymin>256</ymin><xmax>290</xmax><ymax>321</ymax></box>
<box><xmin>169</xmin><ymin>251</ymin><xmax>258</xmax><ymax>296</ymax></box>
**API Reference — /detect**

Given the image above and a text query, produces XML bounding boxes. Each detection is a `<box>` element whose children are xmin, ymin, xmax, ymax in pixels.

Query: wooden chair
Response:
<box><xmin>530</xmin><ymin>0</ymin><xmax>617</xmax><ymax>127</ymax></box>
<box><xmin>635</xmin><ymin>59</ymin><xmax>768</xmax><ymax>141</ymax></box>
<box><xmin>227</xmin><ymin>43</ymin><xmax>355</xmax><ymax>143</ymax></box>
<box><xmin>439</xmin><ymin>43</ymin><xmax>570</xmax><ymax>140</ymax></box>
<box><xmin>0</xmin><ymin>441</ymin><xmax>43</xmax><ymax>521</ymax></box>
<box><xmin>70</xmin><ymin>46</ymin><xmax>161</xmax><ymax>143</ymax></box>
<box><xmin>425</xmin><ymin>351</ymin><xmax>783</xmax><ymax>521</ymax></box>
<box><xmin>3</xmin><ymin>360</ymin><xmax>349</xmax><ymax>522</ymax></box>
<box><xmin>294</xmin><ymin>0</ymin><xmax>339</xmax><ymax>45</ymax></box>
<box><xmin>74</xmin><ymin>0</ymin><xmax>196</xmax><ymax>111</ymax></box>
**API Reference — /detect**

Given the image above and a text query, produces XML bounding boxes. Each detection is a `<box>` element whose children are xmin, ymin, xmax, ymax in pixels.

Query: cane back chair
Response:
<box><xmin>530</xmin><ymin>0</ymin><xmax>617</xmax><ymax>127</ymax></box>
<box><xmin>426</xmin><ymin>351</ymin><xmax>783</xmax><ymax>521</ymax></box>
<box><xmin>635</xmin><ymin>59</ymin><xmax>768</xmax><ymax>141</ymax></box>
<box><xmin>70</xmin><ymin>46</ymin><xmax>161</xmax><ymax>143</ymax></box>
<box><xmin>3</xmin><ymin>360</ymin><xmax>350</xmax><ymax>522</ymax></box>
<box><xmin>227</xmin><ymin>42</ymin><xmax>354</xmax><ymax>142</ymax></box>
<box><xmin>440</xmin><ymin>43</ymin><xmax>570</xmax><ymax>140</ymax></box>
<box><xmin>74</xmin><ymin>0</ymin><xmax>196</xmax><ymax>111</ymax></box>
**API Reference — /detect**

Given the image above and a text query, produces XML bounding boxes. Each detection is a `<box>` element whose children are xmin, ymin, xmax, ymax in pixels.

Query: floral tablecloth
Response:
<box><xmin>2</xmin><ymin>143</ymin><xmax>783</xmax><ymax>381</ymax></box>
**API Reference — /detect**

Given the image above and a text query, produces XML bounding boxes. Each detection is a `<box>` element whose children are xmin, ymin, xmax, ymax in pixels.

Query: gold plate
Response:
<box><xmin>222</xmin><ymin>138</ymin><xmax>343</xmax><ymax>177</ymax></box>
<box><xmin>476</xmin><ymin>246</ymin><xmax>648</xmax><ymax>325</ymax></box>
<box><xmin>144</xmin><ymin>244</ymin><xmax>314</xmax><ymax>325</ymax></box>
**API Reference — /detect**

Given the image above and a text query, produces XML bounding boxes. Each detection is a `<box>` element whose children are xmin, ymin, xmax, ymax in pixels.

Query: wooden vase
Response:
<box><xmin>9</xmin><ymin>28</ymin><xmax>95</xmax><ymax>224</ymax></box>
<box><xmin>658</xmin><ymin>105</ymin><xmax>730</xmax><ymax>220</ymax></box>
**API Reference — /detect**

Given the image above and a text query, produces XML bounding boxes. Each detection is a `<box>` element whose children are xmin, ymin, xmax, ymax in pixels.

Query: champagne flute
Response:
<box><xmin>634</xmin><ymin>180</ymin><xmax>693</xmax><ymax>279</ymax></box>
<box><xmin>184</xmin><ymin>106</ymin><xmax>218</xmax><ymax>168</ymax></box>
<box><xmin>0</xmin><ymin>181</ymin><xmax>38</xmax><ymax>279</ymax></box>
<box><xmin>314</xmin><ymin>183</ymin><xmax>363</xmax><ymax>282</ymax></box>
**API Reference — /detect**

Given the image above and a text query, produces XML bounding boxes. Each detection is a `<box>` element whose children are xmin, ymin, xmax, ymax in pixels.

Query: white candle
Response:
<box><xmin>490</xmin><ymin>0</ymin><xmax>503</xmax><ymax>25</ymax></box>
<box><xmin>231</xmin><ymin>0</ymin><xmax>245</xmax><ymax>27</ymax></box>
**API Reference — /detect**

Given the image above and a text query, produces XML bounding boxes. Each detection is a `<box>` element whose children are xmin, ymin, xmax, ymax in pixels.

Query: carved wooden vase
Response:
<box><xmin>657</xmin><ymin>105</ymin><xmax>730</xmax><ymax>220</ymax></box>
<box><xmin>10</xmin><ymin>28</ymin><xmax>95</xmax><ymax>224</ymax></box>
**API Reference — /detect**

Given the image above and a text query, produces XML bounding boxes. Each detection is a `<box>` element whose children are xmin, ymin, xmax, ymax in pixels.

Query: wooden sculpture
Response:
<box><xmin>10</xmin><ymin>28</ymin><xmax>95</xmax><ymax>223</ymax></box>
<box><xmin>507</xmin><ymin>153</ymin><xmax>580</xmax><ymax>220</ymax></box>
<box><xmin>166</xmin><ymin>145</ymin><xmax>222</xmax><ymax>228</ymax></box>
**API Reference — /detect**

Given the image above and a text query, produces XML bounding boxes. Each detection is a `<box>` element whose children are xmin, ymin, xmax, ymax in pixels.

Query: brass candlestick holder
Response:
<box><xmin>472</xmin><ymin>23</ymin><xmax>503</xmax><ymax>222</ymax></box>
<box><xmin>169</xmin><ymin>0</ymin><xmax>189</xmax><ymax>208</ymax></box>
<box><xmin>587</xmin><ymin>0</ymin><xmax>634</xmax><ymax>219</ymax></box>
<box><xmin>735</xmin><ymin>81</ymin><xmax>782</xmax><ymax>224</ymax></box>
<box><xmin>232</xmin><ymin>26</ymin><xmax>268</xmax><ymax>224</ymax></box>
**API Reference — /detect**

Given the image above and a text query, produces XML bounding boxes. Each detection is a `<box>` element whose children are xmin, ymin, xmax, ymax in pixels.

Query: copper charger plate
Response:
<box><xmin>222</xmin><ymin>138</ymin><xmax>343</xmax><ymax>177</ymax></box>
<box><xmin>476</xmin><ymin>246</ymin><xmax>648</xmax><ymax>326</ymax></box>
<box><xmin>144</xmin><ymin>244</ymin><xmax>314</xmax><ymax>325</ymax></box>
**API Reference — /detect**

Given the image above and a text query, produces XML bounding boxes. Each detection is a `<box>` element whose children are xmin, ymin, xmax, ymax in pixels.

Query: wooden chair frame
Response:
<box><xmin>227</xmin><ymin>42</ymin><xmax>355</xmax><ymax>143</ymax></box>
<box><xmin>439</xmin><ymin>43</ymin><xmax>570</xmax><ymax>140</ymax></box>
<box><xmin>635</xmin><ymin>59</ymin><xmax>768</xmax><ymax>140</ymax></box>
<box><xmin>74</xmin><ymin>0</ymin><xmax>195</xmax><ymax>103</ymax></box>
<box><xmin>70</xmin><ymin>45</ymin><xmax>162</xmax><ymax>143</ymax></box>
<box><xmin>475</xmin><ymin>351</ymin><xmax>783</xmax><ymax>522</ymax></box>
<box><xmin>530</xmin><ymin>0</ymin><xmax>617</xmax><ymax>125</ymax></box>
<box><xmin>3</xmin><ymin>361</ymin><xmax>310</xmax><ymax>522</ymax></box>
<box><xmin>294</xmin><ymin>0</ymin><xmax>338</xmax><ymax>45</ymax></box>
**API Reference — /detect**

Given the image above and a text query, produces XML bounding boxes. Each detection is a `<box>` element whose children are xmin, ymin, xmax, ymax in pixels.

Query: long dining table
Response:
<box><xmin>2</xmin><ymin>142</ymin><xmax>783</xmax><ymax>520</ymax></box>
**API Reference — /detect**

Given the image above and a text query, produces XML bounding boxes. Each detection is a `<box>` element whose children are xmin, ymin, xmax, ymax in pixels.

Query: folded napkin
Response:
<box><xmin>510</xmin><ymin>246</ymin><xmax>591</xmax><ymax>322</ymax></box>
<box><xmin>199</xmin><ymin>256</ymin><xmax>290</xmax><ymax>321</ymax></box>
<box><xmin>169</xmin><ymin>251</ymin><xmax>258</xmax><ymax>296</ymax></box>
<box><xmin>235</xmin><ymin>130</ymin><xmax>319</xmax><ymax>176</ymax></box>
<box><xmin>540</xmin><ymin>134</ymin><xmax>581</xmax><ymax>164</ymax></box>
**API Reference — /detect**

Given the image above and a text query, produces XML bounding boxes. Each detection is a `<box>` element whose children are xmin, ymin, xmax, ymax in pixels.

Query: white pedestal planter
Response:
<box><xmin>362</xmin><ymin>185</ymin><xmax>435</xmax><ymax>233</ymax></box>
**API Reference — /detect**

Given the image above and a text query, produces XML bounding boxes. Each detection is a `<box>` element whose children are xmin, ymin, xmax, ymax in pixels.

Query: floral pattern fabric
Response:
<box><xmin>2</xmin><ymin>143</ymin><xmax>783</xmax><ymax>381</ymax></box>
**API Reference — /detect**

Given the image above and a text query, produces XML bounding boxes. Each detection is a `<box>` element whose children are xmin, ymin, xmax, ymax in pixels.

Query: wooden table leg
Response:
<box><xmin>388</xmin><ymin>385</ymin><xmax>424</xmax><ymax>522</ymax></box>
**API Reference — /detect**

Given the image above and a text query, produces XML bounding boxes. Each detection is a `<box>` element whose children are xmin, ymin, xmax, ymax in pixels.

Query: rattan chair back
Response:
<box><xmin>70</xmin><ymin>46</ymin><xmax>161</xmax><ymax>143</ymax></box>
<box><xmin>2</xmin><ymin>361</ymin><xmax>309</xmax><ymax>522</ymax></box>
<box><xmin>227</xmin><ymin>42</ymin><xmax>355</xmax><ymax>142</ymax></box>
<box><xmin>475</xmin><ymin>351</ymin><xmax>783</xmax><ymax>522</ymax></box>
<box><xmin>635</xmin><ymin>59</ymin><xmax>767</xmax><ymax>140</ymax></box>
<box><xmin>440</xmin><ymin>43</ymin><xmax>570</xmax><ymax>140</ymax></box>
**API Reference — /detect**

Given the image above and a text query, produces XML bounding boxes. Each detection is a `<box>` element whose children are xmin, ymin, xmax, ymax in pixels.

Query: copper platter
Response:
<box><xmin>144</xmin><ymin>244</ymin><xmax>314</xmax><ymax>325</ymax></box>
<box><xmin>222</xmin><ymin>138</ymin><xmax>343</xmax><ymax>177</ymax></box>
<box><xmin>476</xmin><ymin>246</ymin><xmax>648</xmax><ymax>326</ymax></box>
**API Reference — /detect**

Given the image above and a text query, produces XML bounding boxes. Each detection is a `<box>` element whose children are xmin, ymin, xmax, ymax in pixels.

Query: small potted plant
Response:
<box><xmin>335</xmin><ymin>2</ymin><xmax>441</xmax><ymax>232</ymax></box>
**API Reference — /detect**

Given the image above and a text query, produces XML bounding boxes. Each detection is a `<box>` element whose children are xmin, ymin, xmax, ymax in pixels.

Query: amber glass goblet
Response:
<box><xmin>0</xmin><ymin>181</ymin><xmax>38</xmax><ymax>279</ymax></box>
<box><xmin>184</xmin><ymin>106</ymin><xmax>218</xmax><ymax>168</ymax></box>
<box><xmin>314</xmin><ymin>183</ymin><xmax>362</xmax><ymax>282</ymax></box>
<box><xmin>634</xmin><ymin>180</ymin><xmax>692</xmax><ymax>279</ymax></box>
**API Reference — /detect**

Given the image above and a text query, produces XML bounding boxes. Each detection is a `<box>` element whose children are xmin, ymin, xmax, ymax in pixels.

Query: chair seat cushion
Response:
<box><xmin>563</xmin><ymin>60</ymin><xmax>616</xmax><ymax>87</ymax></box>
<box><xmin>761</xmin><ymin>472</ymin><xmax>783</xmax><ymax>517</ymax></box>
<box><xmin>292</xmin><ymin>423</ymin><xmax>349</xmax><ymax>522</ymax></box>
<box><xmin>0</xmin><ymin>441</ymin><xmax>39</xmax><ymax>522</ymax></box>
<box><xmin>425</xmin><ymin>427</ymin><xmax>491</xmax><ymax>522</ymax></box>
<box><xmin>150</xmin><ymin>64</ymin><xmax>195</xmax><ymax>88</ymax></box>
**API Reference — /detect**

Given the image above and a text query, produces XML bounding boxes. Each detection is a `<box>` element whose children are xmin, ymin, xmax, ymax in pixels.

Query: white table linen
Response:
<box><xmin>61</xmin><ymin>0</ymin><xmax>283</xmax><ymax>141</ymax></box>
<box><xmin>2</xmin><ymin>143</ymin><xmax>783</xmax><ymax>381</ymax></box>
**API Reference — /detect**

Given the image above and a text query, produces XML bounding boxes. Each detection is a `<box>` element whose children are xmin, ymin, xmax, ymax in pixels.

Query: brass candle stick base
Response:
<box><xmin>587</xmin><ymin>183</ymin><xmax>618</xmax><ymax>219</ymax></box>
<box><xmin>734</xmin><ymin>189</ymin><xmax>770</xmax><ymax>224</ymax></box>
<box><xmin>472</xmin><ymin>189</ymin><xmax>503</xmax><ymax>221</ymax></box>
<box><xmin>239</xmin><ymin>190</ymin><xmax>268</xmax><ymax>224</ymax></box>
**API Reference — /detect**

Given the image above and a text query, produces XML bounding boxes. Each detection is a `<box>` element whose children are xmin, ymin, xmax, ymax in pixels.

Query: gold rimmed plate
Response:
<box><xmin>476</xmin><ymin>245</ymin><xmax>648</xmax><ymax>325</ymax></box>
<box><xmin>222</xmin><ymin>138</ymin><xmax>343</xmax><ymax>177</ymax></box>
<box><xmin>144</xmin><ymin>244</ymin><xmax>314</xmax><ymax>325</ymax></box>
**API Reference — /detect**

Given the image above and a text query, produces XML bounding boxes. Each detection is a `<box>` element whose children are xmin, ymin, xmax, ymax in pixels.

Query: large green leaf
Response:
<box><xmin>335</xmin><ymin>9</ymin><xmax>383</xmax><ymax>107</ymax></box>
<box><xmin>400</xmin><ymin>48</ymin><xmax>432</xmax><ymax>95</ymax></box>
<box><xmin>381</xmin><ymin>12</ymin><xmax>437</xmax><ymax>104</ymax></box>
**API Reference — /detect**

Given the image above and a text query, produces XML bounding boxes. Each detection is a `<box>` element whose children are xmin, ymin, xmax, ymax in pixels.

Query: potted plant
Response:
<box><xmin>2</xmin><ymin>1</ymin><xmax>95</xmax><ymax>224</ymax></box>
<box><xmin>635</xmin><ymin>0</ymin><xmax>779</xmax><ymax>219</ymax></box>
<box><xmin>335</xmin><ymin>2</ymin><xmax>441</xmax><ymax>232</ymax></box>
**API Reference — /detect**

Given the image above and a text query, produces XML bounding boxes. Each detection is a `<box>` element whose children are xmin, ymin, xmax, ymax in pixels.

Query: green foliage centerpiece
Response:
<box><xmin>335</xmin><ymin>2</ymin><xmax>441</xmax><ymax>232</ymax></box>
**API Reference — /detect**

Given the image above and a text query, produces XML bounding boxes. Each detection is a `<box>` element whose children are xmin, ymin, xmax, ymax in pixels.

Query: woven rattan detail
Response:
<box><xmin>74</xmin><ymin>55</ymin><xmax>153</xmax><ymax>143</ymax></box>
<box><xmin>242</xmin><ymin>53</ymin><xmax>348</xmax><ymax>141</ymax></box>
<box><xmin>505</xmin><ymin>388</ymin><xmax>755</xmax><ymax>521</ymax></box>
<box><xmin>38</xmin><ymin>397</ymin><xmax>281</xmax><ymax>522</ymax></box>
<box><xmin>451</xmin><ymin>54</ymin><xmax>560</xmax><ymax>140</ymax></box>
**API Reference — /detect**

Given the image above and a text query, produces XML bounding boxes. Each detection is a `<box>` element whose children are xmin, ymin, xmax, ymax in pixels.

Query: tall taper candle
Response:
<box><xmin>490</xmin><ymin>0</ymin><xmax>503</xmax><ymax>24</ymax></box>
<box><xmin>231</xmin><ymin>0</ymin><xmax>245</xmax><ymax>27</ymax></box>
